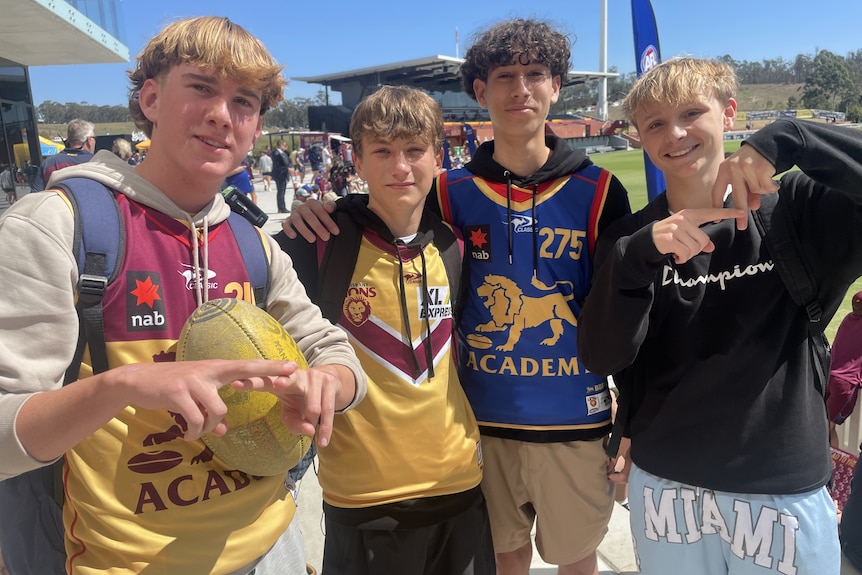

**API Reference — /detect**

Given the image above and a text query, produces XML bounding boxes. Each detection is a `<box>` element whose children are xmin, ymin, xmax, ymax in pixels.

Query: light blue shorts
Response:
<box><xmin>628</xmin><ymin>463</ymin><xmax>839</xmax><ymax>575</ymax></box>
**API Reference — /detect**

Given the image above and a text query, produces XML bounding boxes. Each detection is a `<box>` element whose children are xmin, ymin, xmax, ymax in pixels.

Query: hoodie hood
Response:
<box><xmin>48</xmin><ymin>149</ymin><xmax>234</xmax><ymax>308</ymax></box>
<box><xmin>47</xmin><ymin>150</ymin><xmax>233</xmax><ymax>226</ymax></box>
<box><xmin>336</xmin><ymin>193</ymin><xmax>439</xmax><ymax>249</ymax></box>
<box><xmin>464</xmin><ymin>134</ymin><xmax>593</xmax><ymax>186</ymax></box>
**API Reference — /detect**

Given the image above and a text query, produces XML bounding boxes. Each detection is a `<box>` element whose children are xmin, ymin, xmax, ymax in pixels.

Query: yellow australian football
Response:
<box><xmin>176</xmin><ymin>298</ymin><xmax>312</xmax><ymax>476</ymax></box>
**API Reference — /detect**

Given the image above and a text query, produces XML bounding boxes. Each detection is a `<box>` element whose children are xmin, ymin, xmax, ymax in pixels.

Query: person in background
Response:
<box><xmin>273</xmin><ymin>139</ymin><xmax>291</xmax><ymax>213</ymax></box>
<box><xmin>225</xmin><ymin>157</ymin><xmax>257</xmax><ymax>204</ymax></box>
<box><xmin>0</xmin><ymin>165</ymin><xmax>15</xmax><ymax>205</ymax></box>
<box><xmin>825</xmin><ymin>292</ymin><xmax>862</xmax><ymax>575</ymax></box>
<box><xmin>827</xmin><ymin>291</ymin><xmax>862</xmax><ymax>437</ymax></box>
<box><xmin>110</xmin><ymin>138</ymin><xmax>134</xmax><ymax>165</ymax></box>
<box><xmin>31</xmin><ymin>119</ymin><xmax>96</xmax><ymax>192</ymax></box>
<box><xmin>259</xmin><ymin>146</ymin><xmax>273</xmax><ymax>192</ymax></box>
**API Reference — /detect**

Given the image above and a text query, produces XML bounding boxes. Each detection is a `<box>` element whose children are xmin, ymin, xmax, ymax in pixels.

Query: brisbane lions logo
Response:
<box><xmin>343</xmin><ymin>294</ymin><xmax>372</xmax><ymax>327</ymax></box>
<box><xmin>475</xmin><ymin>274</ymin><xmax>576</xmax><ymax>352</ymax></box>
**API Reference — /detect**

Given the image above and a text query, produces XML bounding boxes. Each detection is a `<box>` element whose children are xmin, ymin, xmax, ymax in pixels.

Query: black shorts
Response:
<box><xmin>322</xmin><ymin>488</ymin><xmax>495</xmax><ymax>575</ymax></box>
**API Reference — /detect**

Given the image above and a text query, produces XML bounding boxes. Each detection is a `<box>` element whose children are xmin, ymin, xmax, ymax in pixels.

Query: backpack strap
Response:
<box><xmin>226</xmin><ymin>212</ymin><xmax>269</xmax><ymax>309</ymax></box>
<box><xmin>752</xmin><ymin>193</ymin><xmax>822</xmax><ymax>323</ymax></box>
<box><xmin>317</xmin><ymin>211</ymin><xmax>363</xmax><ymax>322</ymax></box>
<box><xmin>753</xmin><ymin>192</ymin><xmax>829</xmax><ymax>397</ymax></box>
<box><xmin>57</xmin><ymin>178</ymin><xmax>124</xmax><ymax>381</ymax></box>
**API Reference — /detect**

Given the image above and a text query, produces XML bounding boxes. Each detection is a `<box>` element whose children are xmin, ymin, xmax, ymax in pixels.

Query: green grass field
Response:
<box><xmin>593</xmin><ymin>142</ymin><xmax>860</xmax><ymax>343</ymax></box>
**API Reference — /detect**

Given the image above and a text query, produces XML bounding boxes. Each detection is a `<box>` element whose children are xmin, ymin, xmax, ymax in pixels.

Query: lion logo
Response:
<box><xmin>343</xmin><ymin>295</ymin><xmax>371</xmax><ymax>327</ymax></box>
<box><xmin>475</xmin><ymin>274</ymin><xmax>576</xmax><ymax>351</ymax></box>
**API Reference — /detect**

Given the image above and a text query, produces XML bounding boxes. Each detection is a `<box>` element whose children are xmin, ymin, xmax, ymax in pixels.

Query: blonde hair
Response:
<box><xmin>349</xmin><ymin>86</ymin><xmax>443</xmax><ymax>158</ymax></box>
<box><xmin>111</xmin><ymin>137</ymin><xmax>133</xmax><ymax>160</ymax></box>
<box><xmin>128</xmin><ymin>16</ymin><xmax>285</xmax><ymax>136</ymax></box>
<box><xmin>623</xmin><ymin>57</ymin><xmax>737</xmax><ymax>126</ymax></box>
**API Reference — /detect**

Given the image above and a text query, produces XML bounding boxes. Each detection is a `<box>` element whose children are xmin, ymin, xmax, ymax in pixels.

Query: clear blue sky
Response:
<box><xmin>28</xmin><ymin>0</ymin><xmax>862</xmax><ymax>107</ymax></box>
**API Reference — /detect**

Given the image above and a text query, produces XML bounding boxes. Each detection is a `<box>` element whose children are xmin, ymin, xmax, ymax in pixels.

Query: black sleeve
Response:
<box><xmin>744</xmin><ymin>119</ymin><xmax>862</xmax><ymax>206</ymax></box>
<box><xmin>273</xmin><ymin>230</ymin><xmax>319</xmax><ymax>301</ymax></box>
<box><xmin>578</xmin><ymin>204</ymin><xmax>670</xmax><ymax>376</ymax></box>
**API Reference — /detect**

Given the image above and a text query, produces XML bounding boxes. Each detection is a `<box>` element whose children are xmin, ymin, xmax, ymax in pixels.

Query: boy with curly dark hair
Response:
<box><xmin>282</xmin><ymin>18</ymin><xmax>631</xmax><ymax>575</ymax></box>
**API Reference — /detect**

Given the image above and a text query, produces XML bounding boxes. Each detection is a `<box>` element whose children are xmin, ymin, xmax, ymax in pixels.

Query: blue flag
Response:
<box><xmin>631</xmin><ymin>0</ymin><xmax>666</xmax><ymax>201</ymax></box>
<box><xmin>462</xmin><ymin>122</ymin><xmax>477</xmax><ymax>156</ymax></box>
<box><xmin>442</xmin><ymin>137</ymin><xmax>452</xmax><ymax>169</ymax></box>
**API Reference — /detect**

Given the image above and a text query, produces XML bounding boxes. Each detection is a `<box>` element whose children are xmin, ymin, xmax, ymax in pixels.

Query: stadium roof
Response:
<box><xmin>293</xmin><ymin>55</ymin><xmax>618</xmax><ymax>96</ymax></box>
<box><xmin>0</xmin><ymin>0</ymin><xmax>128</xmax><ymax>66</ymax></box>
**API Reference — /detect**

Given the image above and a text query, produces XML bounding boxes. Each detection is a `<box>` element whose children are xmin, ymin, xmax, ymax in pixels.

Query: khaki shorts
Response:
<box><xmin>480</xmin><ymin>436</ymin><xmax>614</xmax><ymax>565</ymax></box>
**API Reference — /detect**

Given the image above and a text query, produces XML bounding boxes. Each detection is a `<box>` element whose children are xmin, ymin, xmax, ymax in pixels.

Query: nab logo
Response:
<box><xmin>127</xmin><ymin>271</ymin><xmax>168</xmax><ymax>331</ymax></box>
<box><xmin>640</xmin><ymin>45</ymin><xmax>659</xmax><ymax>73</ymax></box>
<box><xmin>466</xmin><ymin>224</ymin><xmax>492</xmax><ymax>262</ymax></box>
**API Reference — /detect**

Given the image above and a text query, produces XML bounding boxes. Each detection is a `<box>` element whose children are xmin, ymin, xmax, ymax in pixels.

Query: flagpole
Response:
<box><xmin>598</xmin><ymin>0</ymin><xmax>608</xmax><ymax>121</ymax></box>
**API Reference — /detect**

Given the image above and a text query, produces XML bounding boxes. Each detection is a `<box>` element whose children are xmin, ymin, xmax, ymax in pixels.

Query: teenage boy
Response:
<box><xmin>282</xmin><ymin>19</ymin><xmax>631</xmax><ymax>575</ymax></box>
<box><xmin>0</xmin><ymin>16</ymin><xmax>365</xmax><ymax>575</ymax></box>
<box><xmin>578</xmin><ymin>57</ymin><xmax>862</xmax><ymax>575</ymax></box>
<box><xmin>276</xmin><ymin>84</ymin><xmax>493</xmax><ymax>575</ymax></box>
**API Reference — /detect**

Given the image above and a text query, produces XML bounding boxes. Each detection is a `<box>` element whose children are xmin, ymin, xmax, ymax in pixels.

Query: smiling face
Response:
<box><xmin>473</xmin><ymin>62</ymin><xmax>560</xmax><ymax>143</ymax></box>
<box><xmin>136</xmin><ymin>63</ymin><xmax>263</xmax><ymax>210</ymax></box>
<box><xmin>635</xmin><ymin>93</ymin><xmax>736</xmax><ymax>193</ymax></box>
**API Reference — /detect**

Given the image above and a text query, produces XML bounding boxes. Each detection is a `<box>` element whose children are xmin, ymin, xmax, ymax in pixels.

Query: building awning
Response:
<box><xmin>0</xmin><ymin>0</ymin><xmax>128</xmax><ymax>66</ymax></box>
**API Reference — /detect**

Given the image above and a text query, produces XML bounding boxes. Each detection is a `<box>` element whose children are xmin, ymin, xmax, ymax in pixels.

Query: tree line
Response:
<box><xmin>36</xmin><ymin>50</ymin><xmax>862</xmax><ymax>127</ymax></box>
<box><xmin>555</xmin><ymin>49</ymin><xmax>862</xmax><ymax>122</ymax></box>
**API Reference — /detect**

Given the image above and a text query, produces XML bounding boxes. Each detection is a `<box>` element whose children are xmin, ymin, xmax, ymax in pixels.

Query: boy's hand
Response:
<box><xmin>231</xmin><ymin>364</ymin><xmax>355</xmax><ymax>448</ymax></box>
<box><xmin>281</xmin><ymin>198</ymin><xmax>339</xmax><ymax>242</ymax></box>
<box><xmin>711</xmin><ymin>145</ymin><xmax>780</xmax><ymax>230</ymax></box>
<box><xmin>120</xmin><ymin>359</ymin><xmax>302</xmax><ymax>442</ymax></box>
<box><xmin>653</xmin><ymin>208</ymin><xmax>745</xmax><ymax>264</ymax></box>
<box><xmin>608</xmin><ymin>436</ymin><xmax>631</xmax><ymax>484</ymax></box>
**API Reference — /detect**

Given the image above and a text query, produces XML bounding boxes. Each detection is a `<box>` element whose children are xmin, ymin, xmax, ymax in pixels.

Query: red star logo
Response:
<box><xmin>469</xmin><ymin>228</ymin><xmax>488</xmax><ymax>248</ymax></box>
<box><xmin>130</xmin><ymin>276</ymin><xmax>161</xmax><ymax>308</ymax></box>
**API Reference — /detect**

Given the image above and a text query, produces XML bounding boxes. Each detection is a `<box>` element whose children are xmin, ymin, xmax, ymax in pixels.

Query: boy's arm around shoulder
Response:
<box><xmin>578</xmin><ymin>203</ymin><xmax>671</xmax><ymax>376</ymax></box>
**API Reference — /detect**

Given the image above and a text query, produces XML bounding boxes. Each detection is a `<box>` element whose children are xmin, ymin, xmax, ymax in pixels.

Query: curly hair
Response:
<box><xmin>127</xmin><ymin>17</ymin><xmax>285</xmax><ymax>136</ymax></box>
<box><xmin>460</xmin><ymin>18</ymin><xmax>571</xmax><ymax>101</ymax></box>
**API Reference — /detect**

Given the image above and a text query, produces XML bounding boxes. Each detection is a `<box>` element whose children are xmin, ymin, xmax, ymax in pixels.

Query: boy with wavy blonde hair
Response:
<box><xmin>579</xmin><ymin>56</ymin><xmax>862</xmax><ymax>574</ymax></box>
<box><xmin>0</xmin><ymin>16</ymin><xmax>365</xmax><ymax>575</ymax></box>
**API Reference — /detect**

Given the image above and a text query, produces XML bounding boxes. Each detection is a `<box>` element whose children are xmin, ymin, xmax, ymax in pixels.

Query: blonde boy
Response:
<box><xmin>578</xmin><ymin>57</ymin><xmax>862</xmax><ymax>575</ymax></box>
<box><xmin>0</xmin><ymin>17</ymin><xmax>364</xmax><ymax>575</ymax></box>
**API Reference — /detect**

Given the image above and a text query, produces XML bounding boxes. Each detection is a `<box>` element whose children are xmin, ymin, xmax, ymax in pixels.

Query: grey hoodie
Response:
<box><xmin>0</xmin><ymin>150</ymin><xmax>365</xmax><ymax>478</ymax></box>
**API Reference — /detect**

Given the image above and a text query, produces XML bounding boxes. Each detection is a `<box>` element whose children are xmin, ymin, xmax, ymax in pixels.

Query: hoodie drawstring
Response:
<box><xmin>504</xmin><ymin>172</ymin><xmax>540</xmax><ymax>278</ymax></box>
<box><xmin>531</xmin><ymin>183</ymin><xmax>538</xmax><ymax>278</ymax></box>
<box><xmin>394</xmin><ymin>239</ymin><xmax>435</xmax><ymax>381</ymax></box>
<box><xmin>504</xmin><ymin>170</ymin><xmax>513</xmax><ymax>265</ymax></box>
<box><xmin>189</xmin><ymin>214</ymin><xmax>210</xmax><ymax>308</ymax></box>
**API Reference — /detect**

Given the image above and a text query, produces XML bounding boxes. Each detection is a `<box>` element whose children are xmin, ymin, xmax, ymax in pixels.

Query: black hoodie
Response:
<box><xmin>579</xmin><ymin>119</ymin><xmax>862</xmax><ymax>494</ymax></box>
<box><xmin>429</xmin><ymin>135</ymin><xmax>632</xmax><ymax>442</ymax></box>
